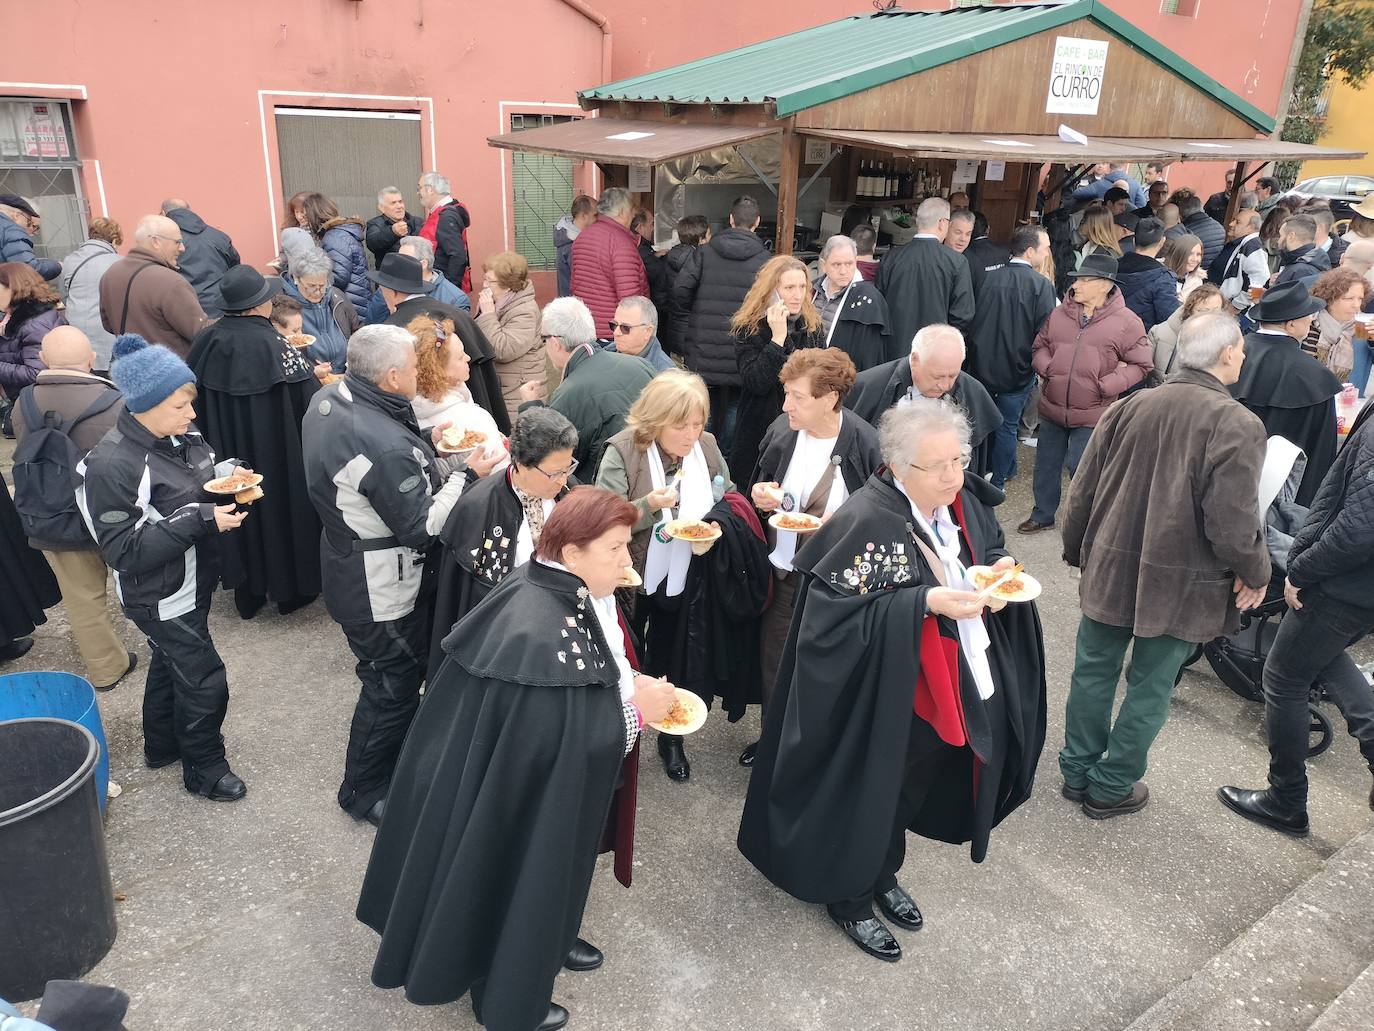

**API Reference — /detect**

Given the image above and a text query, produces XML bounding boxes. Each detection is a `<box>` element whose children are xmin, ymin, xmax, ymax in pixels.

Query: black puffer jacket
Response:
<box><xmin>1287</xmin><ymin>417</ymin><xmax>1374</xmax><ymax>611</ymax></box>
<box><xmin>674</xmin><ymin>228</ymin><xmax>769</xmax><ymax>386</ymax></box>
<box><xmin>660</xmin><ymin>242</ymin><xmax>698</xmax><ymax>355</ymax></box>
<box><xmin>164</xmin><ymin>207</ymin><xmax>240</xmax><ymax>318</ymax></box>
<box><xmin>1116</xmin><ymin>251</ymin><xmax>1180</xmax><ymax>332</ymax></box>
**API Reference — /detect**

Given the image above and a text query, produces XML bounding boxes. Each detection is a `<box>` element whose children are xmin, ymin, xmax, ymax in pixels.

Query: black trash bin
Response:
<box><xmin>0</xmin><ymin>718</ymin><xmax>118</xmax><ymax>1002</ymax></box>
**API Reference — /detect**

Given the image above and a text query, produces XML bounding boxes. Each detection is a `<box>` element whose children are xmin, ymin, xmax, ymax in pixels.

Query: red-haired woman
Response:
<box><xmin>0</xmin><ymin>262</ymin><xmax>67</xmax><ymax>407</ymax></box>
<box><xmin>358</xmin><ymin>487</ymin><xmax>676</xmax><ymax>1031</ymax></box>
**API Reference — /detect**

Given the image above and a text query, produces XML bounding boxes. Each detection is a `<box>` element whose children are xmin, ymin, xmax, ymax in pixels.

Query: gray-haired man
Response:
<box><xmin>365</xmin><ymin>186</ymin><xmax>422</xmax><ymax>267</ymax></box>
<box><xmin>875</xmin><ymin>197</ymin><xmax>975</xmax><ymax>346</ymax></box>
<box><xmin>608</xmin><ymin>296</ymin><xmax>675</xmax><ymax>373</ymax></box>
<box><xmin>417</xmin><ymin>170</ymin><xmax>472</xmax><ymax>291</ymax></box>
<box><xmin>302</xmin><ymin>324</ymin><xmax>476</xmax><ymax>826</ymax></box>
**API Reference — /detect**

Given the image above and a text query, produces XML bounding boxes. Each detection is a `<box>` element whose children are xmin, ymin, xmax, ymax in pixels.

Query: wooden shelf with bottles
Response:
<box><xmin>839</xmin><ymin>148</ymin><xmax>960</xmax><ymax>206</ymax></box>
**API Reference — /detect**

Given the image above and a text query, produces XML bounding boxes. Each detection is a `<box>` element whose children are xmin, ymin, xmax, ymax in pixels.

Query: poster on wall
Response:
<box><xmin>21</xmin><ymin>103</ymin><xmax>71</xmax><ymax>159</ymax></box>
<box><xmin>628</xmin><ymin>164</ymin><xmax>652</xmax><ymax>192</ymax></box>
<box><xmin>1045</xmin><ymin>37</ymin><xmax>1110</xmax><ymax>116</ymax></box>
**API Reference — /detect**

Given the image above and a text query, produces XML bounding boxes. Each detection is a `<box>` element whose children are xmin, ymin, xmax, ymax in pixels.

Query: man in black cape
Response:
<box><xmin>186</xmin><ymin>266</ymin><xmax>321</xmax><ymax>617</ymax></box>
<box><xmin>875</xmin><ymin>196</ymin><xmax>975</xmax><ymax>343</ymax></box>
<box><xmin>374</xmin><ymin>251</ymin><xmax>511</xmax><ymax>435</ymax></box>
<box><xmin>738</xmin><ymin>400</ymin><xmax>1046</xmax><ymax>963</ymax></box>
<box><xmin>357</xmin><ymin>528</ymin><xmax>649</xmax><ymax>1031</ymax></box>
<box><xmin>1230</xmin><ymin>281</ymin><xmax>1339</xmax><ymax>506</ymax></box>
<box><xmin>845</xmin><ymin>323</ymin><xmax>1000</xmax><ymax>477</ymax></box>
<box><xmin>811</xmin><ymin>235</ymin><xmax>894</xmax><ymax>371</ymax></box>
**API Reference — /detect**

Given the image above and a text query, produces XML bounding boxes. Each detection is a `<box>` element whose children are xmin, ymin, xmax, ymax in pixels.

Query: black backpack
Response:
<box><xmin>13</xmin><ymin>385</ymin><xmax>121</xmax><ymax>546</ymax></box>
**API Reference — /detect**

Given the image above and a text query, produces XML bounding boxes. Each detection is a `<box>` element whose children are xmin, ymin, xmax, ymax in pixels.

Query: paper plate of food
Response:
<box><xmin>204</xmin><ymin>470</ymin><xmax>265</xmax><ymax>504</ymax></box>
<box><xmin>436</xmin><ymin>427</ymin><xmax>487</xmax><ymax>456</ymax></box>
<box><xmin>286</xmin><ymin>332</ymin><xmax>316</xmax><ymax>349</ymax></box>
<box><xmin>618</xmin><ymin>566</ymin><xmax>643</xmax><ymax>589</ymax></box>
<box><xmin>321</xmin><ymin>373</ymin><xmax>344</xmax><ymax>385</ymax></box>
<box><xmin>663</xmin><ymin>518</ymin><xmax>722</xmax><ymax>555</ymax></box>
<box><xmin>648</xmin><ymin>687</ymin><xmax>708</xmax><ymax>735</ymax></box>
<box><xmin>967</xmin><ymin>564</ymin><xmax>1042</xmax><ymax>603</ymax></box>
<box><xmin>769</xmin><ymin>511</ymin><xmax>822</xmax><ymax>534</ymax></box>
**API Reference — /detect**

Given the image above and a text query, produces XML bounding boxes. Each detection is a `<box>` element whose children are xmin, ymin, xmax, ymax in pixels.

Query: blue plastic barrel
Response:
<box><xmin>0</xmin><ymin>672</ymin><xmax>110</xmax><ymax>811</ymax></box>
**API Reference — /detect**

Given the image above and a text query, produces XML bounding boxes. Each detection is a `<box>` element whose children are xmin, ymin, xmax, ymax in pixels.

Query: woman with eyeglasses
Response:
<box><xmin>426</xmin><ymin>406</ymin><xmax>578</xmax><ymax>680</ymax></box>
<box><xmin>740</xmin><ymin>398</ymin><xmax>1046</xmax><ymax>965</ymax></box>
<box><xmin>474</xmin><ymin>251</ymin><xmax>542</xmax><ymax>426</ymax></box>
<box><xmin>597</xmin><ymin>369</ymin><xmax>772</xmax><ymax>781</ymax></box>
<box><xmin>281</xmin><ymin>247</ymin><xmax>359</xmax><ymax>375</ymax></box>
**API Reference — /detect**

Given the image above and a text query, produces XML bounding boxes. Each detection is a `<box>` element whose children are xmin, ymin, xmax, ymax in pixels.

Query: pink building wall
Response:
<box><xmin>2</xmin><ymin>0</ymin><xmax>1304</xmax><ymax>276</ymax></box>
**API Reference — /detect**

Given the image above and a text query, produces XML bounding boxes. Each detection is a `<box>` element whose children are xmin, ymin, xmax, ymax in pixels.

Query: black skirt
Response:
<box><xmin>0</xmin><ymin>471</ymin><xmax>60</xmax><ymax>642</ymax></box>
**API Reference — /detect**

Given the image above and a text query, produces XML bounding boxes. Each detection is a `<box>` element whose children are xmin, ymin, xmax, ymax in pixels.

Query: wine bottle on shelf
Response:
<box><xmin>888</xmin><ymin>164</ymin><xmax>897</xmax><ymax>198</ymax></box>
<box><xmin>857</xmin><ymin>161</ymin><xmax>869</xmax><ymax>198</ymax></box>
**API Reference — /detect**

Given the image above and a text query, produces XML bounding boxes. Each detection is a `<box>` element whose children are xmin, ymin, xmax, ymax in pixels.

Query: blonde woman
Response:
<box><xmin>474</xmin><ymin>251</ymin><xmax>542</xmax><ymax>425</ymax></box>
<box><xmin>596</xmin><ymin>369</ymin><xmax>734</xmax><ymax>781</ymax></box>
<box><xmin>1076</xmin><ymin>205</ymin><xmax>1124</xmax><ymax>268</ymax></box>
<box><xmin>728</xmin><ymin>254</ymin><xmax>823</xmax><ymax>483</ymax></box>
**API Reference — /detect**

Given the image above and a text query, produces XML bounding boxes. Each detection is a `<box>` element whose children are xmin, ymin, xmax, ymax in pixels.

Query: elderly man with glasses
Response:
<box><xmin>97</xmin><ymin>214</ymin><xmax>208</xmax><ymax>357</ymax></box>
<box><xmin>517</xmin><ymin>296</ymin><xmax>654</xmax><ymax>474</ymax></box>
<box><xmin>606</xmin><ymin>295</ymin><xmax>675</xmax><ymax>373</ymax></box>
<box><xmin>0</xmin><ymin>193</ymin><xmax>61</xmax><ymax>280</ymax></box>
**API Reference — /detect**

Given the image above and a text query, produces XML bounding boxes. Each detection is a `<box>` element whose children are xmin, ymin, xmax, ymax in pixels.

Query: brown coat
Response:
<box><xmin>475</xmin><ymin>283</ymin><xmax>542</xmax><ymax>425</ymax></box>
<box><xmin>1061</xmin><ymin>368</ymin><xmax>1270</xmax><ymax>642</ymax></box>
<box><xmin>98</xmin><ymin>247</ymin><xmax>208</xmax><ymax>357</ymax></box>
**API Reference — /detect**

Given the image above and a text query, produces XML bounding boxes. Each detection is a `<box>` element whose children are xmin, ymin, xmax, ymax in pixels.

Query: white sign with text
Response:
<box><xmin>1045</xmin><ymin>36</ymin><xmax>1110</xmax><ymax>116</ymax></box>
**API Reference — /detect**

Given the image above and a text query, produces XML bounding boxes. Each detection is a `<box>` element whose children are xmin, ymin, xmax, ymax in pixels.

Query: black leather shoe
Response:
<box><xmin>145</xmin><ymin>751</ymin><xmax>180</xmax><ymax>769</ymax></box>
<box><xmin>363</xmin><ymin>797</ymin><xmax>386</xmax><ymax>827</ymax></box>
<box><xmin>828</xmin><ymin>912</ymin><xmax>901</xmax><ymax>962</ymax></box>
<box><xmin>876</xmin><ymin>886</ymin><xmax>924</xmax><ymax>931</ymax></box>
<box><xmin>658</xmin><ymin>733</ymin><xmax>690</xmax><ymax>781</ymax></box>
<box><xmin>196</xmin><ymin>771</ymin><xmax>247</xmax><ymax>802</ymax></box>
<box><xmin>1061</xmin><ymin>781</ymin><xmax>1087</xmax><ymax>802</ymax></box>
<box><xmin>1082</xmin><ymin>781</ymin><xmax>1149</xmax><ymax>820</ymax></box>
<box><xmin>739</xmin><ymin>740</ymin><xmax>758</xmax><ymax>767</ymax></box>
<box><xmin>96</xmin><ymin>650</ymin><xmax>139</xmax><ymax>692</ymax></box>
<box><xmin>564</xmin><ymin>936</ymin><xmax>603</xmax><ymax>971</ymax></box>
<box><xmin>539</xmin><ymin>1004</ymin><xmax>570</xmax><ymax>1031</ymax></box>
<box><xmin>0</xmin><ymin>637</ymin><xmax>33</xmax><ymax>662</ymax></box>
<box><xmin>1217</xmin><ymin>786</ymin><xmax>1310</xmax><ymax>837</ymax></box>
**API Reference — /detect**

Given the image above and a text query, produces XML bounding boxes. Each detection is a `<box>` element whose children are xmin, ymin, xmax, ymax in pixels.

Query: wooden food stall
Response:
<box><xmin>489</xmin><ymin>0</ymin><xmax>1365</xmax><ymax>257</ymax></box>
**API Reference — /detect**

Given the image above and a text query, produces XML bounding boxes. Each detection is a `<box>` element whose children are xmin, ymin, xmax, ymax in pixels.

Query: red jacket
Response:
<box><xmin>570</xmin><ymin>216</ymin><xmax>649</xmax><ymax>337</ymax></box>
<box><xmin>1032</xmin><ymin>289</ymin><xmax>1152</xmax><ymax>428</ymax></box>
<box><xmin>419</xmin><ymin>200</ymin><xmax>471</xmax><ymax>291</ymax></box>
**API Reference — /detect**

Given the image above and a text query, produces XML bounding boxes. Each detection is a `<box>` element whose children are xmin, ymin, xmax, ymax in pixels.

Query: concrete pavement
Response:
<box><xmin>5</xmin><ymin>453</ymin><xmax>1373</xmax><ymax>1030</ymax></box>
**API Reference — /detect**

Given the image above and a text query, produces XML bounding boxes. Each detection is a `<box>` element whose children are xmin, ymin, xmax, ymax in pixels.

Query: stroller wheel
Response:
<box><xmin>1307</xmin><ymin>704</ymin><xmax>1333</xmax><ymax>758</ymax></box>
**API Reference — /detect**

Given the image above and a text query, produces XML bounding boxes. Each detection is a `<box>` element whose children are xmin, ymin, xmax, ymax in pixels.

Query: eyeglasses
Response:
<box><xmin>539</xmin><ymin>333</ymin><xmax>560</xmax><ymax>343</ymax></box>
<box><xmin>530</xmin><ymin>458</ymin><xmax>578</xmax><ymax>480</ymax></box>
<box><xmin>151</xmin><ymin>234</ymin><xmax>184</xmax><ymax>247</ymax></box>
<box><xmin>609</xmin><ymin>321</ymin><xmax>650</xmax><ymax>335</ymax></box>
<box><xmin>909</xmin><ymin>454</ymin><xmax>972</xmax><ymax>475</ymax></box>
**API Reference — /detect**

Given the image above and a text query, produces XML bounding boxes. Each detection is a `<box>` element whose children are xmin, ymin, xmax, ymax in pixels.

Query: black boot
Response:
<box><xmin>657</xmin><ymin>733</ymin><xmax>690</xmax><ymax>781</ymax></box>
<box><xmin>739</xmin><ymin>740</ymin><xmax>759</xmax><ymax>767</ymax></box>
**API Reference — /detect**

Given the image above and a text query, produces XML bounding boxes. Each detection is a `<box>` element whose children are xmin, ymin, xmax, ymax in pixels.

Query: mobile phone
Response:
<box><xmin>771</xmin><ymin>289</ymin><xmax>784</xmax><ymax>307</ymax></box>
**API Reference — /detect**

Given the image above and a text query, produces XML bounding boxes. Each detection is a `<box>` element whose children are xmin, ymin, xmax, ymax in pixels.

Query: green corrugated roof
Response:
<box><xmin>579</xmin><ymin>1</ymin><xmax>1275</xmax><ymax>133</ymax></box>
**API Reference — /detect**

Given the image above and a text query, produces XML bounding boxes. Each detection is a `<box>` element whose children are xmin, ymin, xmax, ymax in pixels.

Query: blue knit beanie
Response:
<box><xmin>109</xmin><ymin>333</ymin><xmax>196</xmax><ymax>413</ymax></box>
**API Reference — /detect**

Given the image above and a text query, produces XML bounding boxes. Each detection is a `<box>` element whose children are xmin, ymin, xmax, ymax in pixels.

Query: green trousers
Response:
<box><xmin>1058</xmin><ymin>616</ymin><xmax>1196</xmax><ymax>803</ymax></box>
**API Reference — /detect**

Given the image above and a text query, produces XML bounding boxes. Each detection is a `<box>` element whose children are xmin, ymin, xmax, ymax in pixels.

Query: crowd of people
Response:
<box><xmin>1</xmin><ymin>159</ymin><xmax>1374</xmax><ymax>1031</ymax></box>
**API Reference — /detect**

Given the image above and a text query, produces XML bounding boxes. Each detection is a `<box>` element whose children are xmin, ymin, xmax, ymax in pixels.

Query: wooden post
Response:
<box><xmin>775</xmin><ymin>123</ymin><xmax>801</xmax><ymax>256</ymax></box>
<box><xmin>1222</xmin><ymin>160</ymin><xmax>1249</xmax><ymax>233</ymax></box>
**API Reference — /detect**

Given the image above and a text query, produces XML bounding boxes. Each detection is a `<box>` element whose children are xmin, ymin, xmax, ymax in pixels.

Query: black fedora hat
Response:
<box><xmin>218</xmin><ymin>265</ymin><xmax>282</xmax><ymax>312</ymax></box>
<box><xmin>1067</xmin><ymin>252</ymin><xmax>1123</xmax><ymax>285</ymax></box>
<box><xmin>368</xmin><ymin>252</ymin><xmax>434</xmax><ymax>295</ymax></box>
<box><xmin>1252</xmin><ymin>281</ymin><xmax>1325</xmax><ymax>324</ymax></box>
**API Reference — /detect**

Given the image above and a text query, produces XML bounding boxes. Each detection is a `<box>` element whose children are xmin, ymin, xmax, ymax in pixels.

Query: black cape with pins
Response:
<box><xmin>844</xmin><ymin>359</ymin><xmax>1001</xmax><ymax>478</ymax></box>
<box><xmin>1231</xmin><ymin>330</ymin><xmax>1341</xmax><ymax>507</ymax></box>
<box><xmin>426</xmin><ymin>469</ymin><xmax>570</xmax><ymax>680</ymax></box>
<box><xmin>186</xmin><ymin>314</ymin><xmax>322</xmax><ymax>603</ymax></box>
<box><xmin>357</xmin><ymin>561</ymin><xmax>630</xmax><ymax>1031</ymax></box>
<box><xmin>737</xmin><ymin>470</ymin><xmax>1046</xmax><ymax>903</ymax></box>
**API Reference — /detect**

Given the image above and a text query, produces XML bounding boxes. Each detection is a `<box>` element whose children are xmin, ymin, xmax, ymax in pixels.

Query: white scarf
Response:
<box><xmin>769</xmin><ymin>429</ymin><xmax>848</xmax><ymax>572</ymax></box>
<box><xmin>644</xmin><ymin>441</ymin><xmax>713</xmax><ymax>597</ymax></box>
<box><xmin>903</xmin><ymin>491</ymin><xmax>996</xmax><ymax>701</ymax></box>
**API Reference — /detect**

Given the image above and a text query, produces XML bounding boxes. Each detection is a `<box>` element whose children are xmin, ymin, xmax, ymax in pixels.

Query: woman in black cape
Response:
<box><xmin>357</xmin><ymin>487</ymin><xmax>675</xmax><ymax>1031</ymax></box>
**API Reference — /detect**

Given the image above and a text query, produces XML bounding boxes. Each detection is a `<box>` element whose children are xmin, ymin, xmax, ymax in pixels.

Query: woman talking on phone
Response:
<box><xmin>728</xmin><ymin>255</ymin><xmax>823</xmax><ymax>483</ymax></box>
